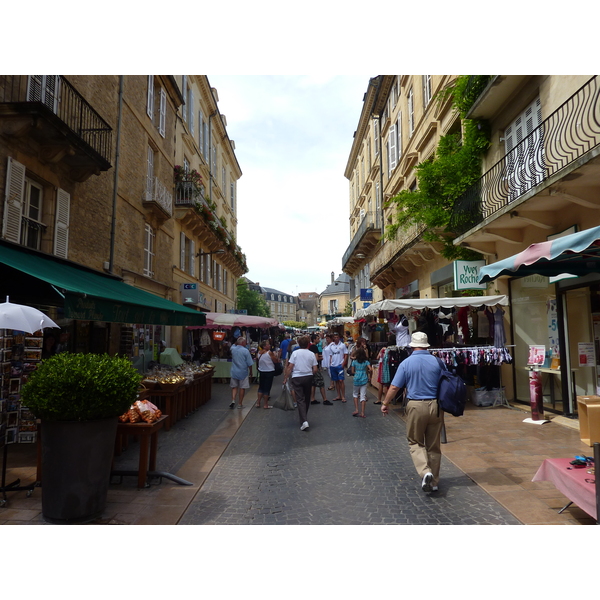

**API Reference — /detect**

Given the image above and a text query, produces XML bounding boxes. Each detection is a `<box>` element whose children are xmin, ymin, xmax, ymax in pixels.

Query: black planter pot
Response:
<box><xmin>40</xmin><ymin>417</ymin><xmax>118</xmax><ymax>524</ymax></box>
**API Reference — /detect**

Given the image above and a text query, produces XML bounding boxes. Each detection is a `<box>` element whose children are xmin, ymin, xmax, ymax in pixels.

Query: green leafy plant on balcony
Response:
<box><xmin>385</xmin><ymin>75</ymin><xmax>492</xmax><ymax>261</ymax></box>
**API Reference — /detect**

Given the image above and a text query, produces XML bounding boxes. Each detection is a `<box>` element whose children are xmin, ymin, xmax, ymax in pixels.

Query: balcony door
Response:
<box><xmin>504</xmin><ymin>97</ymin><xmax>544</xmax><ymax>201</ymax></box>
<box><xmin>27</xmin><ymin>76</ymin><xmax>60</xmax><ymax>113</ymax></box>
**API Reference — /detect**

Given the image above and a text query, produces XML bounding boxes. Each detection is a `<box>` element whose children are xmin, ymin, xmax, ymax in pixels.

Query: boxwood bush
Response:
<box><xmin>22</xmin><ymin>353</ymin><xmax>142</xmax><ymax>422</ymax></box>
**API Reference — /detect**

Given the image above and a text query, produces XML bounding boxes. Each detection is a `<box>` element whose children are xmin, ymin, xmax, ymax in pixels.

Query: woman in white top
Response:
<box><xmin>256</xmin><ymin>340</ymin><xmax>278</xmax><ymax>409</ymax></box>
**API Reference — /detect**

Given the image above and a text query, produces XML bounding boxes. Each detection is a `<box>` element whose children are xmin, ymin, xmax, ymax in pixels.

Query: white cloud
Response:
<box><xmin>211</xmin><ymin>74</ymin><xmax>370</xmax><ymax>295</ymax></box>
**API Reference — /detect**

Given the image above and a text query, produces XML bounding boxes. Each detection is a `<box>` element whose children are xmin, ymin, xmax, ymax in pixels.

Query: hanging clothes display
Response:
<box><xmin>477</xmin><ymin>308</ymin><xmax>490</xmax><ymax>339</ymax></box>
<box><xmin>493</xmin><ymin>306</ymin><xmax>506</xmax><ymax>348</ymax></box>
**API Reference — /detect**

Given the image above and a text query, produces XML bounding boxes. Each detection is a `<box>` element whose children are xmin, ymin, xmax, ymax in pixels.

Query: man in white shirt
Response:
<box><xmin>284</xmin><ymin>336</ymin><xmax>318</xmax><ymax>431</ymax></box>
<box><xmin>327</xmin><ymin>332</ymin><xmax>349</xmax><ymax>402</ymax></box>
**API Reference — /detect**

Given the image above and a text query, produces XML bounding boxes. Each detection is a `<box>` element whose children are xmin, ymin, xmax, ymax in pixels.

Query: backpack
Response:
<box><xmin>435</xmin><ymin>357</ymin><xmax>467</xmax><ymax>417</ymax></box>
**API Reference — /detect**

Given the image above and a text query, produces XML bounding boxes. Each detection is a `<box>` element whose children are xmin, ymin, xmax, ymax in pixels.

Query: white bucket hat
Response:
<box><xmin>409</xmin><ymin>331</ymin><xmax>430</xmax><ymax>348</ymax></box>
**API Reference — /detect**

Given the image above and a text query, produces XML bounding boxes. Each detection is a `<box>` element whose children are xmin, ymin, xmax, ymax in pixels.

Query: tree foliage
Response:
<box><xmin>236</xmin><ymin>280</ymin><xmax>271</xmax><ymax>317</ymax></box>
<box><xmin>385</xmin><ymin>75</ymin><xmax>493</xmax><ymax>261</ymax></box>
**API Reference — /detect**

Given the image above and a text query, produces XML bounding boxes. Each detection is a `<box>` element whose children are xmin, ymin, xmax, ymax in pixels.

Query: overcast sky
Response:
<box><xmin>209</xmin><ymin>75</ymin><xmax>369</xmax><ymax>297</ymax></box>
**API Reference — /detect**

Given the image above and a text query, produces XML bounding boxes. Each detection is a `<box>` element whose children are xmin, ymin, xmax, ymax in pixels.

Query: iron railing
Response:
<box><xmin>175</xmin><ymin>180</ymin><xmax>204</xmax><ymax>205</ymax></box>
<box><xmin>0</xmin><ymin>75</ymin><xmax>112</xmax><ymax>164</ymax></box>
<box><xmin>370</xmin><ymin>222</ymin><xmax>426</xmax><ymax>277</ymax></box>
<box><xmin>450</xmin><ymin>75</ymin><xmax>600</xmax><ymax>236</ymax></box>
<box><xmin>342</xmin><ymin>210</ymin><xmax>383</xmax><ymax>267</ymax></box>
<box><xmin>143</xmin><ymin>176</ymin><xmax>173</xmax><ymax>215</ymax></box>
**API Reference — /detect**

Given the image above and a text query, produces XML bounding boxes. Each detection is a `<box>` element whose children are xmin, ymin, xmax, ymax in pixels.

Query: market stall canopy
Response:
<box><xmin>0</xmin><ymin>241</ymin><xmax>206</xmax><ymax>327</ymax></box>
<box><xmin>187</xmin><ymin>312</ymin><xmax>279</xmax><ymax>330</ymax></box>
<box><xmin>327</xmin><ymin>316</ymin><xmax>356</xmax><ymax>326</ymax></box>
<box><xmin>357</xmin><ymin>295</ymin><xmax>509</xmax><ymax>317</ymax></box>
<box><xmin>478</xmin><ymin>225</ymin><xmax>600</xmax><ymax>284</ymax></box>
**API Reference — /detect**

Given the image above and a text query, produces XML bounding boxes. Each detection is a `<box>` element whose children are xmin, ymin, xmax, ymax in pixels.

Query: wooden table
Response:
<box><xmin>111</xmin><ymin>415</ymin><xmax>192</xmax><ymax>489</ymax></box>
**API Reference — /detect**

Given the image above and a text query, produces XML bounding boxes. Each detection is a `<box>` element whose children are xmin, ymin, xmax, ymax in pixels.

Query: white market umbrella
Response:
<box><xmin>0</xmin><ymin>296</ymin><xmax>60</xmax><ymax>333</ymax></box>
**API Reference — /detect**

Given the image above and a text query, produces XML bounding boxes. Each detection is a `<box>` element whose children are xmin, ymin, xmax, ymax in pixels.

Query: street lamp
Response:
<box><xmin>197</xmin><ymin>248</ymin><xmax>226</xmax><ymax>258</ymax></box>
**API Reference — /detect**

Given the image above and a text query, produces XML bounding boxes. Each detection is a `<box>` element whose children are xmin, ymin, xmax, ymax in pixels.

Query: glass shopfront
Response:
<box><xmin>511</xmin><ymin>275</ymin><xmax>600</xmax><ymax>415</ymax></box>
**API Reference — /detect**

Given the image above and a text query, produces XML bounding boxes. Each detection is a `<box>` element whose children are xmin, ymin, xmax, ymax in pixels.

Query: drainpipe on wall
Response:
<box><xmin>108</xmin><ymin>75</ymin><xmax>124</xmax><ymax>274</ymax></box>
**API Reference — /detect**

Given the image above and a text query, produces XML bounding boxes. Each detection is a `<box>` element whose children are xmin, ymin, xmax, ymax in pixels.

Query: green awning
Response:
<box><xmin>0</xmin><ymin>241</ymin><xmax>206</xmax><ymax>327</ymax></box>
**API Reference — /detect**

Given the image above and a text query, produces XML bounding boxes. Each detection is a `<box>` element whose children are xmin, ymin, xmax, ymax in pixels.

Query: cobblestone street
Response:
<box><xmin>179</xmin><ymin>380</ymin><xmax>520</xmax><ymax>525</ymax></box>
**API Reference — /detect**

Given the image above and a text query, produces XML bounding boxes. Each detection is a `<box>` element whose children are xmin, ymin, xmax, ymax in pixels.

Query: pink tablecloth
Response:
<box><xmin>532</xmin><ymin>458</ymin><xmax>597</xmax><ymax>520</ymax></box>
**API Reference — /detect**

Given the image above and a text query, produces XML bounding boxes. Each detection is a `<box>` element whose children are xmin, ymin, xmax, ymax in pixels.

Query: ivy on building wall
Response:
<box><xmin>384</xmin><ymin>75</ymin><xmax>493</xmax><ymax>261</ymax></box>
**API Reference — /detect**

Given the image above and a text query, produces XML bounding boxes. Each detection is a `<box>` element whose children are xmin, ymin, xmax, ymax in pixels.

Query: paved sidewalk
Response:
<box><xmin>0</xmin><ymin>374</ymin><xmax>595</xmax><ymax>525</ymax></box>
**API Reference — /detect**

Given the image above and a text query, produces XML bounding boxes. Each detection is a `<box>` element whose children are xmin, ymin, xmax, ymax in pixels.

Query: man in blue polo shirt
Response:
<box><xmin>279</xmin><ymin>333</ymin><xmax>291</xmax><ymax>362</ymax></box>
<box><xmin>381</xmin><ymin>331</ymin><xmax>445</xmax><ymax>493</ymax></box>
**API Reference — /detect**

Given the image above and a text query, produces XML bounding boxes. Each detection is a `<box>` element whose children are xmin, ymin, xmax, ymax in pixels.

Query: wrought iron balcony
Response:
<box><xmin>450</xmin><ymin>75</ymin><xmax>600</xmax><ymax>237</ymax></box>
<box><xmin>0</xmin><ymin>75</ymin><xmax>112</xmax><ymax>176</ymax></box>
<box><xmin>175</xmin><ymin>180</ymin><xmax>204</xmax><ymax>205</ymax></box>
<box><xmin>143</xmin><ymin>176</ymin><xmax>173</xmax><ymax>216</ymax></box>
<box><xmin>342</xmin><ymin>210</ymin><xmax>382</xmax><ymax>274</ymax></box>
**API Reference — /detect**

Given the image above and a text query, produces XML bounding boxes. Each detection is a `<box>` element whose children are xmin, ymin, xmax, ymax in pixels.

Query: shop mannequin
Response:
<box><xmin>388</xmin><ymin>313</ymin><xmax>411</xmax><ymax>347</ymax></box>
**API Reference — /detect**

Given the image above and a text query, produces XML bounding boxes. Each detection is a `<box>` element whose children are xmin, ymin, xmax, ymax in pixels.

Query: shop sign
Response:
<box><xmin>181</xmin><ymin>283</ymin><xmax>198</xmax><ymax>304</ymax></box>
<box><xmin>521</xmin><ymin>274</ymin><xmax>549</xmax><ymax>288</ymax></box>
<box><xmin>363</xmin><ymin>302</ymin><xmax>371</xmax><ymax>309</ymax></box>
<box><xmin>453</xmin><ymin>260</ymin><xmax>486</xmax><ymax>290</ymax></box>
<box><xmin>228</xmin><ymin>309</ymin><xmax>248</xmax><ymax>314</ymax></box>
<box><xmin>360</xmin><ymin>288</ymin><xmax>373</xmax><ymax>301</ymax></box>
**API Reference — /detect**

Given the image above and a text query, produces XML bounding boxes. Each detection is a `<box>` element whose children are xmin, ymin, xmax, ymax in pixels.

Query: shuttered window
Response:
<box><xmin>144</xmin><ymin>223</ymin><xmax>155</xmax><ymax>277</ymax></box>
<box><xmin>28</xmin><ymin>76</ymin><xmax>60</xmax><ymax>113</ymax></box>
<box><xmin>2</xmin><ymin>157</ymin><xmax>26</xmax><ymax>243</ymax></box>
<box><xmin>388</xmin><ymin>123</ymin><xmax>397</xmax><ymax>174</ymax></box>
<box><xmin>147</xmin><ymin>76</ymin><xmax>154</xmax><ymax>118</ymax></box>
<box><xmin>190</xmin><ymin>240</ymin><xmax>195</xmax><ymax>278</ymax></box>
<box><xmin>180</xmin><ymin>232</ymin><xmax>186</xmax><ymax>270</ymax></box>
<box><xmin>158</xmin><ymin>88</ymin><xmax>166</xmax><ymax>137</ymax></box>
<box><xmin>198</xmin><ymin>108</ymin><xmax>204</xmax><ymax>155</ymax></box>
<box><xmin>146</xmin><ymin>146</ymin><xmax>154</xmax><ymax>198</ymax></box>
<box><xmin>408</xmin><ymin>88</ymin><xmax>414</xmax><ymax>136</ymax></box>
<box><xmin>53</xmin><ymin>188</ymin><xmax>70</xmax><ymax>258</ymax></box>
<box><xmin>189</xmin><ymin>89</ymin><xmax>194</xmax><ymax>136</ymax></box>
<box><xmin>396</xmin><ymin>114</ymin><xmax>403</xmax><ymax>161</ymax></box>
<box><xmin>505</xmin><ymin>97</ymin><xmax>543</xmax><ymax>200</ymax></box>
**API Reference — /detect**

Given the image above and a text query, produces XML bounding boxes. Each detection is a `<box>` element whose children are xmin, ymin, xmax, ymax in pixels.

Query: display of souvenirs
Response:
<box><xmin>0</xmin><ymin>329</ymin><xmax>43</xmax><ymax>446</ymax></box>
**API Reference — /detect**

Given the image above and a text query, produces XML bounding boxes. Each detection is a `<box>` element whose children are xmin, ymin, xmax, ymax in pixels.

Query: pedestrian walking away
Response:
<box><xmin>381</xmin><ymin>331</ymin><xmax>445</xmax><ymax>493</ymax></box>
<box><xmin>229</xmin><ymin>337</ymin><xmax>254</xmax><ymax>409</ymax></box>
<box><xmin>321</xmin><ymin>334</ymin><xmax>334</xmax><ymax>391</ymax></box>
<box><xmin>255</xmin><ymin>340</ymin><xmax>280</xmax><ymax>409</ymax></box>
<box><xmin>351</xmin><ymin>347</ymin><xmax>372</xmax><ymax>418</ymax></box>
<box><xmin>309</xmin><ymin>334</ymin><xmax>327</xmax><ymax>405</ymax></box>
<box><xmin>283</xmin><ymin>335</ymin><xmax>318</xmax><ymax>431</ymax></box>
<box><xmin>327</xmin><ymin>332</ymin><xmax>349</xmax><ymax>402</ymax></box>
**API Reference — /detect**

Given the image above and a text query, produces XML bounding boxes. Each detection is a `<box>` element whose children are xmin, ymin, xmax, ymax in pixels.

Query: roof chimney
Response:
<box><xmin>331</xmin><ymin>271</ymin><xmax>334</xmax><ymax>284</ymax></box>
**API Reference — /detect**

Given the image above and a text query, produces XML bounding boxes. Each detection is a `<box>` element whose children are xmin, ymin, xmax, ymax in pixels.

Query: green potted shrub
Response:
<box><xmin>22</xmin><ymin>353</ymin><xmax>142</xmax><ymax>524</ymax></box>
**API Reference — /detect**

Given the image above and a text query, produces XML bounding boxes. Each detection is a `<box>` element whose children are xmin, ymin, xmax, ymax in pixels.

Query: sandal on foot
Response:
<box><xmin>373</xmin><ymin>401</ymin><xmax>382</xmax><ymax>405</ymax></box>
<box><xmin>352</xmin><ymin>411</ymin><xmax>359</xmax><ymax>417</ymax></box>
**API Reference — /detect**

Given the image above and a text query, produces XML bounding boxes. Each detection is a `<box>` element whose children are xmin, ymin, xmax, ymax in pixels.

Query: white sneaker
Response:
<box><xmin>422</xmin><ymin>472</ymin><xmax>434</xmax><ymax>492</ymax></box>
<box><xmin>300</xmin><ymin>421</ymin><xmax>309</xmax><ymax>431</ymax></box>
<box><xmin>432</xmin><ymin>486</ymin><xmax>439</xmax><ymax>492</ymax></box>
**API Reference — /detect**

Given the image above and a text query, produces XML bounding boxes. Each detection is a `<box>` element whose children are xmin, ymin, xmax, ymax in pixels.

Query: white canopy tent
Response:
<box><xmin>355</xmin><ymin>295</ymin><xmax>509</xmax><ymax>319</ymax></box>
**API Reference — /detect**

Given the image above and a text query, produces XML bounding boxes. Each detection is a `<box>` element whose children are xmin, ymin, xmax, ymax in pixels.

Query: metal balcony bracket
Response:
<box><xmin>509</xmin><ymin>210</ymin><xmax>555</xmax><ymax>230</ymax></box>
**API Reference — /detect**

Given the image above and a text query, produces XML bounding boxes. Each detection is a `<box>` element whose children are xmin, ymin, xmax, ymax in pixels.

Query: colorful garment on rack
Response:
<box><xmin>429</xmin><ymin>346</ymin><xmax>513</xmax><ymax>367</ymax></box>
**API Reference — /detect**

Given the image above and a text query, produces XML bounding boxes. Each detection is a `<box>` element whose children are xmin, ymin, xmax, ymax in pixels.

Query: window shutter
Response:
<box><xmin>198</xmin><ymin>109</ymin><xmax>203</xmax><ymax>153</ymax></box>
<box><xmin>396</xmin><ymin>115</ymin><xmax>402</xmax><ymax>160</ymax></box>
<box><xmin>146</xmin><ymin>146</ymin><xmax>154</xmax><ymax>198</ymax></box>
<box><xmin>189</xmin><ymin>90</ymin><xmax>195</xmax><ymax>136</ymax></box>
<box><xmin>53</xmin><ymin>188</ymin><xmax>70</xmax><ymax>258</ymax></box>
<box><xmin>182</xmin><ymin>76</ymin><xmax>187</xmax><ymax>122</ymax></box>
<box><xmin>190</xmin><ymin>240</ymin><xmax>195</xmax><ymax>277</ymax></box>
<box><xmin>2</xmin><ymin>157</ymin><xmax>26</xmax><ymax>243</ymax></box>
<box><xmin>389</xmin><ymin>124</ymin><xmax>397</xmax><ymax>171</ymax></box>
<box><xmin>159</xmin><ymin>88</ymin><xmax>166</xmax><ymax>137</ymax></box>
<box><xmin>147</xmin><ymin>76</ymin><xmax>154</xmax><ymax>118</ymax></box>
<box><xmin>180</xmin><ymin>232</ymin><xmax>186</xmax><ymax>270</ymax></box>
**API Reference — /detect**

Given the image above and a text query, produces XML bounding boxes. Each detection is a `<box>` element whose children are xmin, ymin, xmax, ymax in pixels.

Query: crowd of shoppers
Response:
<box><xmin>226</xmin><ymin>328</ymin><xmax>445</xmax><ymax>494</ymax></box>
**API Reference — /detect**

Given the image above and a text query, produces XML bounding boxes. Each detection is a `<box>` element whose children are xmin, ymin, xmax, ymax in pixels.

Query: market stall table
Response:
<box><xmin>111</xmin><ymin>415</ymin><xmax>192</xmax><ymax>489</ymax></box>
<box><xmin>210</xmin><ymin>359</ymin><xmax>258</xmax><ymax>381</ymax></box>
<box><xmin>532</xmin><ymin>457</ymin><xmax>597</xmax><ymax>521</ymax></box>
